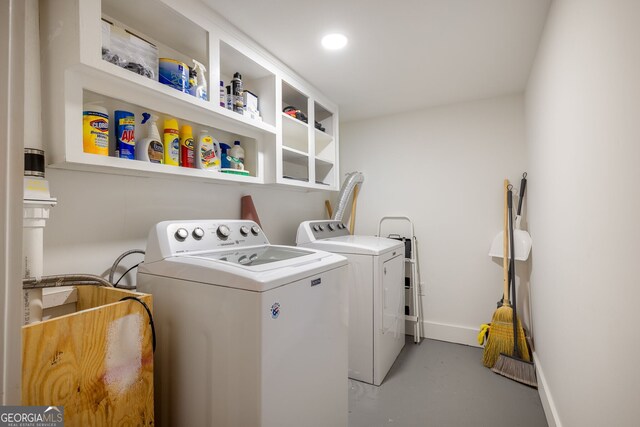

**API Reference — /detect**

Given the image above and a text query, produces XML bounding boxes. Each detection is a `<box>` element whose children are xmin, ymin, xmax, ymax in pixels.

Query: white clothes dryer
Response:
<box><xmin>296</xmin><ymin>220</ymin><xmax>405</xmax><ymax>386</ymax></box>
<box><xmin>138</xmin><ymin>220</ymin><xmax>348</xmax><ymax>427</ymax></box>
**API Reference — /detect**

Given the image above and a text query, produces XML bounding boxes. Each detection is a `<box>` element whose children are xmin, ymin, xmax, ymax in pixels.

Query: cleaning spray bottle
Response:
<box><xmin>192</xmin><ymin>60</ymin><xmax>208</xmax><ymax>101</ymax></box>
<box><xmin>135</xmin><ymin>113</ymin><xmax>163</xmax><ymax>163</ymax></box>
<box><xmin>163</xmin><ymin>118</ymin><xmax>180</xmax><ymax>166</ymax></box>
<box><xmin>196</xmin><ymin>129</ymin><xmax>220</xmax><ymax>170</ymax></box>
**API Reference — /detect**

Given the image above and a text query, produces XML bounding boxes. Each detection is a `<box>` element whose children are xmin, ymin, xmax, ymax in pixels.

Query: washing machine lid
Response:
<box><xmin>187</xmin><ymin>245</ymin><xmax>312</xmax><ymax>266</ymax></box>
<box><xmin>300</xmin><ymin>236</ymin><xmax>403</xmax><ymax>256</ymax></box>
<box><xmin>138</xmin><ymin>244</ymin><xmax>348</xmax><ymax>292</ymax></box>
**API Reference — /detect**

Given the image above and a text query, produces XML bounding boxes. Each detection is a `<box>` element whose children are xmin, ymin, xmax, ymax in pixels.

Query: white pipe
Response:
<box><xmin>22</xmin><ymin>205</ymin><xmax>48</xmax><ymax>324</ymax></box>
<box><xmin>24</xmin><ymin>0</ymin><xmax>42</xmax><ymax>150</ymax></box>
<box><xmin>23</xmin><ymin>175</ymin><xmax>56</xmax><ymax>324</ymax></box>
<box><xmin>21</xmin><ymin>0</ymin><xmax>49</xmax><ymax>324</ymax></box>
<box><xmin>22</xmin><ymin>225</ymin><xmax>44</xmax><ymax>322</ymax></box>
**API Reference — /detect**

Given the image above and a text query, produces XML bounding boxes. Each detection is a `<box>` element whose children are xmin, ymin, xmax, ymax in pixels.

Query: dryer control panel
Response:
<box><xmin>145</xmin><ymin>220</ymin><xmax>269</xmax><ymax>263</ymax></box>
<box><xmin>296</xmin><ymin>220</ymin><xmax>350</xmax><ymax>245</ymax></box>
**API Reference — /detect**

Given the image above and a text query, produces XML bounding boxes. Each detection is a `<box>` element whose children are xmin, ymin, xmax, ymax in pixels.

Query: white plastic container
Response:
<box><xmin>229</xmin><ymin>140</ymin><xmax>245</xmax><ymax>170</ymax></box>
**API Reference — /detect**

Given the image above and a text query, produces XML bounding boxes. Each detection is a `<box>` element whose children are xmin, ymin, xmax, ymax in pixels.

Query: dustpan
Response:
<box><xmin>489</xmin><ymin>174</ymin><xmax>532</xmax><ymax>261</ymax></box>
<box><xmin>489</xmin><ymin>215</ymin><xmax>532</xmax><ymax>261</ymax></box>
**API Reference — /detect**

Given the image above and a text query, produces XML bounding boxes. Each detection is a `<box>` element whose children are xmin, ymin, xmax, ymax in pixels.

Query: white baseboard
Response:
<box><xmin>533</xmin><ymin>352</ymin><xmax>561</xmax><ymax>427</ymax></box>
<box><xmin>406</xmin><ymin>320</ymin><xmax>481</xmax><ymax>347</ymax></box>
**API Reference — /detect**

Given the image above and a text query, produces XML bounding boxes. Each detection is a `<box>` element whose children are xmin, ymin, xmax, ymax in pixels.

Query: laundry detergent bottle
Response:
<box><xmin>163</xmin><ymin>118</ymin><xmax>180</xmax><ymax>166</ymax></box>
<box><xmin>196</xmin><ymin>130</ymin><xmax>220</xmax><ymax>170</ymax></box>
<box><xmin>135</xmin><ymin>113</ymin><xmax>163</xmax><ymax>163</ymax></box>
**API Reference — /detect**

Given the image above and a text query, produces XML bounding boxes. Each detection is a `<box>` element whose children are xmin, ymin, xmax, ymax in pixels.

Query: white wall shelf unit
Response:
<box><xmin>40</xmin><ymin>0</ymin><xmax>338</xmax><ymax>190</ymax></box>
<box><xmin>277</xmin><ymin>80</ymin><xmax>339</xmax><ymax>190</ymax></box>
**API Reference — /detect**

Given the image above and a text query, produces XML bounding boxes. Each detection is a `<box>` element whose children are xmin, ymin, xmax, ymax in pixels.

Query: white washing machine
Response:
<box><xmin>137</xmin><ymin>220</ymin><xmax>348</xmax><ymax>427</ymax></box>
<box><xmin>296</xmin><ymin>220</ymin><xmax>405</xmax><ymax>386</ymax></box>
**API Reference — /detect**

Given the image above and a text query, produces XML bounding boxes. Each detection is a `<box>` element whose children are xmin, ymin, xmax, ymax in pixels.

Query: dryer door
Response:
<box><xmin>382</xmin><ymin>254</ymin><xmax>404</xmax><ymax>334</ymax></box>
<box><xmin>373</xmin><ymin>251</ymin><xmax>405</xmax><ymax>385</ymax></box>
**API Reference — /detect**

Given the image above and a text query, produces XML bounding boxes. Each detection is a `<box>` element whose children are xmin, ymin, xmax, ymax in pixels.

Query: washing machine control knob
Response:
<box><xmin>328</xmin><ymin>223</ymin><xmax>335</xmax><ymax>231</ymax></box>
<box><xmin>240</xmin><ymin>226</ymin><xmax>249</xmax><ymax>236</ymax></box>
<box><xmin>217</xmin><ymin>225</ymin><xmax>231</xmax><ymax>239</ymax></box>
<box><xmin>318</xmin><ymin>225</ymin><xmax>325</xmax><ymax>231</ymax></box>
<box><xmin>251</xmin><ymin>225</ymin><xmax>260</xmax><ymax>236</ymax></box>
<box><xmin>192</xmin><ymin>227</ymin><xmax>205</xmax><ymax>240</ymax></box>
<box><xmin>312</xmin><ymin>225</ymin><xmax>319</xmax><ymax>232</ymax></box>
<box><xmin>175</xmin><ymin>228</ymin><xmax>189</xmax><ymax>241</ymax></box>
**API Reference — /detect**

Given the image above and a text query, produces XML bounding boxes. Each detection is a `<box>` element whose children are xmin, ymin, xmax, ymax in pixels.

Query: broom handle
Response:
<box><xmin>503</xmin><ymin>179</ymin><xmax>509</xmax><ymax>304</ymax></box>
<box><xmin>349</xmin><ymin>185</ymin><xmax>359</xmax><ymax>235</ymax></box>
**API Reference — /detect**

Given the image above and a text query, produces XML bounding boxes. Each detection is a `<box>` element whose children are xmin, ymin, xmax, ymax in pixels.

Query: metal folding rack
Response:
<box><xmin>378</xmin><ymin>216</ymin><xmax>423</xmax><ymax>344</ymax></box>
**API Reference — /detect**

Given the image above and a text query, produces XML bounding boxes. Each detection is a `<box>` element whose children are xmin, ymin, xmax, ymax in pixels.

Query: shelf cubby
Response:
<box><xmin>315</xmin><ymin>158</ymin><xmax>335</xmax><ymax>187</ymax></box>
<box><xmin>101</xmin><ymin>0</ymin><xmax>209</xmax><ymax>98</ymax></box>
<box><xmin>219</xmin><ymin>40</ymin><xmax>276</xmax><ymax>127</ymax></box>
<box><xmin>78</xmin><ymin>90</ymin><xmax>261</xmax><ymax>183</ymax></box>
<box><xmin>282</xmin><ymin>113</ymin><xmax>309</xmax><ymax>153</ymax></box>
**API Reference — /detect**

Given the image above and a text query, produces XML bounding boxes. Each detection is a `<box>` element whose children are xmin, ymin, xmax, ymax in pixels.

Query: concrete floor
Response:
<box><xmin>349</xmin><ymin>337</ymin><xmax>547</xmax><ymax>427</ymax></box>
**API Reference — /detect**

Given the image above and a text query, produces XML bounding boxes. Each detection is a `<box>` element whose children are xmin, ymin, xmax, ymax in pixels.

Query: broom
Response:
<box><xmin>491</xmin><ymin>186</ymin><xmax>537</xmax><ymax>387</ymax></box>
<box><xmin>482</xmin><ymin>179</ymin><xmax>516</xmax><ymax>368</ymax></box>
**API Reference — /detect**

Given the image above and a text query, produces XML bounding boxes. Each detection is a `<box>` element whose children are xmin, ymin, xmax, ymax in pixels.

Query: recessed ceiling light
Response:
<box><xmin>321</xmin><ymin>33</ymin><xmax>348</xmax><ymax>50</ymax></box>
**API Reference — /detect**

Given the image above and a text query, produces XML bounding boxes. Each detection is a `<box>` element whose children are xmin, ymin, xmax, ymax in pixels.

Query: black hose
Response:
<box><xmin>517</xmin><ymin>173</ymin><xmax>527</xmax><ymax>216</ymax></box>
<box><xmin>508</xmin><ymin>186</ymin><xmax>520</xmax><ymax>358</ymax></box>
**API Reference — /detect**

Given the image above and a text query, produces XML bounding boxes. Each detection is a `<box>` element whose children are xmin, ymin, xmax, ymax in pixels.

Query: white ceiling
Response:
<box><xmin>202</xmin><ymin>0</ymin><xmax>551</xmax><ymax>122</ymax></box>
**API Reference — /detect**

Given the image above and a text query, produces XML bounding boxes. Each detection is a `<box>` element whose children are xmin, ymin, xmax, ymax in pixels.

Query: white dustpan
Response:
<box><xmin>489</xmin><ymin>214</ymin><xmax>532</xmax><ymax>261</ymax></box>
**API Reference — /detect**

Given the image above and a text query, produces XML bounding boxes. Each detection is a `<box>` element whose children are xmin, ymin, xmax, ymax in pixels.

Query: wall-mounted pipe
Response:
<box><xmin>23</xmin><ymin>274</ymin><xmax>114</xmax><ymax>289</ymax></box>
<box><xmin>23</xmin><ymin>149</ymin><xmax>56</xmax><ymax>324</ymax></box>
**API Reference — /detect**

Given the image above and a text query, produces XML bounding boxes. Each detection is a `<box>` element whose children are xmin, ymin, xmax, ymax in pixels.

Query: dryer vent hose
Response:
<box><xmin>332</xmin><ymin>172</ymin><xmax>364</xmax><ymax>221</ymax></box>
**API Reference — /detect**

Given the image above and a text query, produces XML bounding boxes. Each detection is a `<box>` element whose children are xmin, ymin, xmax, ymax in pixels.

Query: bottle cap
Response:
<box><xmin>164</xmin><ymin>118</ymin><xmax>178</xmax><ymax>130</ymax></box>
<box><xmin>180</xmin><ymin>125</ymin><xmax>192</xmax><ymax>137</ymax></box>
<box><xmin>234</xmin><ymin>72</ymin><xmax>242</xmax><ymax>79</ymax></box>
<box><xmin>234</xmin><ymin>141</ymin><xmax>240</xmax><ymax>145</ymax></box>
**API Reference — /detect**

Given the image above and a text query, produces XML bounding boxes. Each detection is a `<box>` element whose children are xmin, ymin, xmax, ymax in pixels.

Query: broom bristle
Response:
<box><xmin>482</xmin><ymin>306</ymin><xmax>531</xmax><ymax>368</ymax></box>
<box><xmin>492</xmin><ymin>353</ymin><xmax>538</xmax><ymax>388</ymax></box>
<box><xmin>482</xmin><ymin>305</ymin><xmax>513</xmax><ymax>368</ymax></box>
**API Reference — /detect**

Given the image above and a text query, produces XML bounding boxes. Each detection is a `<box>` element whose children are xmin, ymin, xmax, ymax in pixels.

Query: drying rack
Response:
<box><xmin>378</xmin><ymin>216</ymin><xmax>423</xmax><ymax>344</ymax></box>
